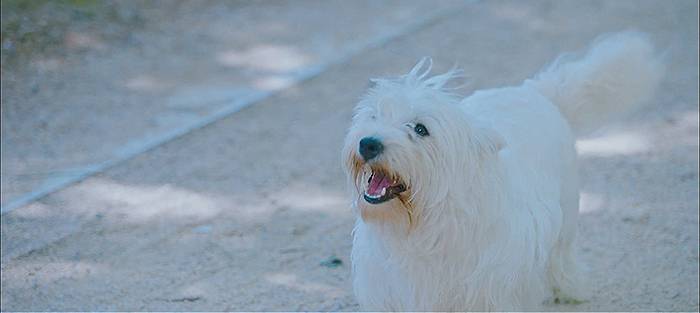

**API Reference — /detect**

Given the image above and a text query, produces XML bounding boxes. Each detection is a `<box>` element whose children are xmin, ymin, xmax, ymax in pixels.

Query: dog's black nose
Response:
<box><xmin>359</xmin><ymin>137</ymin><xmax>383</xmax><ymax>161</ymax></box>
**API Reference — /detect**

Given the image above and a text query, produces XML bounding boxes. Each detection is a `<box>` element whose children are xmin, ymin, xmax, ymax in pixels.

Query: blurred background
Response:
<box><xmin>1</xmin><ymin>0</ymin><xmax>698</xmax><ymax>311</ymax></box>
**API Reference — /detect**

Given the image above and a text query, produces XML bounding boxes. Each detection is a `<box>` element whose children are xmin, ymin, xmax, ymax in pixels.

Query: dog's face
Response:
<box><xmin>342</xmin><ymin>60</ymin><xmax>504</xmax><ymax>225</ymax></box>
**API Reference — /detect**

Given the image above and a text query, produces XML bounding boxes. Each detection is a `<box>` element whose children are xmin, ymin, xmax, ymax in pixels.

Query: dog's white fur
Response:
<box><xmin>342</xmin><ymin>32</ymin><xmax>663</xmax><ymax>311</ymax></box>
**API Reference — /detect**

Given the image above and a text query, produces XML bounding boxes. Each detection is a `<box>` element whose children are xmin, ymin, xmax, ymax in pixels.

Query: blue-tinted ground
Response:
<box><xmin>1</xmin><ymin>0</ymin><xmax>698</xmax><ymax>310</ymax></box>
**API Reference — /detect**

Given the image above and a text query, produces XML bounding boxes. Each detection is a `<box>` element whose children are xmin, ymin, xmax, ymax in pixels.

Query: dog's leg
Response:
<box><xmin>548</xmin><ymin>166</ymin><xmax>587</xmax><ymax>304</ymax></box>
<box><xmin>549</xmin><ymin>233</ymin><xmax>586</xmax><ymax>304</ymax></box>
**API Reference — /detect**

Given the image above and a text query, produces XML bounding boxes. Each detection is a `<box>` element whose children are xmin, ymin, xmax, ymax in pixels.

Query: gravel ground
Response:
<box><xmin>1</xmin><ymin>0</ymin><xmax>698</xmax><ymax>311</ymax></box>
<box><xmin>1</xmin><ymin>0</ymin><xmax>465</xmax><ymax>208</ymax></box>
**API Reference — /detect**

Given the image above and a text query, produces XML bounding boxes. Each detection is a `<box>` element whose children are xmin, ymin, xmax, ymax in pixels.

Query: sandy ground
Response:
<box><xmin>1</xmin><ymin>0</ymin><xmax>465</xmax><ymax>209</ymax></box>
<box><xmin>1</xmin><ymin>0</ymin><xmax>698</xmax><ymax>311</ymax></box>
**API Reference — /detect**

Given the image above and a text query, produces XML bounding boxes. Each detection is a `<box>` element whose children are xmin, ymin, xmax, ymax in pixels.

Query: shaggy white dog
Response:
<box><xmin>342</xmin><ymin>32</ymin><xmax>663</xmax><ymax>311</ymax></box>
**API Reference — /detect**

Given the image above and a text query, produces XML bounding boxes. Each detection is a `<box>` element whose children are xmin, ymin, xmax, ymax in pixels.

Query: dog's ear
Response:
<box><xmin>475</xmin><ymin>126</ymin><xmax>506</xmax><ymax>155</ymax></box>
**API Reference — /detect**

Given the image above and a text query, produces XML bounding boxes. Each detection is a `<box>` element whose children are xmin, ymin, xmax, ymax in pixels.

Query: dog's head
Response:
<box><xmin>342</xmin><ymin>58</ymin><xmax>504</xmax><ymax>226</ymax></box>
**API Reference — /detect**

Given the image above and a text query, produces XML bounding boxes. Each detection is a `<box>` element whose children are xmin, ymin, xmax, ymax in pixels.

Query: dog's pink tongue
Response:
<box><xmin>368</xmin><ymin>172</ymin><xmax>391</xmax><ymax>196</ymax></box>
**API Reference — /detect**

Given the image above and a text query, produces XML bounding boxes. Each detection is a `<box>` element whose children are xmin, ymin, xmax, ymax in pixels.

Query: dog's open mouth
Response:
<box><xmin>363</xmin><ymin>169</ymin><xmax>406</xmax><ymax>204</ymax></box>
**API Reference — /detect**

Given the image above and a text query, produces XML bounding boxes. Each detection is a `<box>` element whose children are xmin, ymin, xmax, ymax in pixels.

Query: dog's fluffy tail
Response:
<box><xmin>526</xmin><ymin>31</ymin><xmax>664</xmax><ymax>135</ymax></box>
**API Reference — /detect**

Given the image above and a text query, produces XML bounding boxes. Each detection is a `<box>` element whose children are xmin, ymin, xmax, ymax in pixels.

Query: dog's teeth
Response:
<box><xmin>381</xmin><ymin>187</ymin><xmax>386</xmax><ymax>196</ymax></box>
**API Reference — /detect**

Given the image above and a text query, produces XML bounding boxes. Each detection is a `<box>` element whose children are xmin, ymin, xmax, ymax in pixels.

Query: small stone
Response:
<box><xmin>320</xmin><ymin>256</ymin><xmax>343</xmax><ymax>268</ymax></box>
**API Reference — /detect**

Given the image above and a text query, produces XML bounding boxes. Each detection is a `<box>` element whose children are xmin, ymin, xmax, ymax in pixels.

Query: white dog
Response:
<box><xmin>342</xmin><ymin>32</ymin><xmax>662</xmax><ymax>311</ymax></box>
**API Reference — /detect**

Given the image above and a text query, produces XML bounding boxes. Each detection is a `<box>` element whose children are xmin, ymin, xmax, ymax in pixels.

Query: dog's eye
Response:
<box><xmin>414</xmin><ymin>123</ymin><xmax>429</xmax><ymax>137</ymax></box>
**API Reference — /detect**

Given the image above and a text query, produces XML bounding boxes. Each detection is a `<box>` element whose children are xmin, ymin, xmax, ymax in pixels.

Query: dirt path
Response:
<box><xmin>1</xmin><ymin>0</ymin><xmax>465</xmax><ymax>211</ymax></box>
<box><xmin>1</xmin><ymin>0</ymin><xmax>698</xmax><ymax>311</ymax></box>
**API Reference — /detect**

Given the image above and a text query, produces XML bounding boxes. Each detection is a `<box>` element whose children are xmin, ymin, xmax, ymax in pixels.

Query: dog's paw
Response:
<box><xmin>552</xmin><ymin>288</ymin><xmax>585</xmax><ymax>305</ymax></box>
